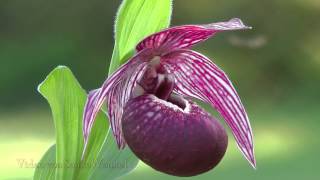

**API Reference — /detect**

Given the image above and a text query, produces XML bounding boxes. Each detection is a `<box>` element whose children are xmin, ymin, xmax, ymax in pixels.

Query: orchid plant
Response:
<box><xmin>35</xmin><ymin>0</ymin><xmax>255</xmax><ymax>179</ymax></box>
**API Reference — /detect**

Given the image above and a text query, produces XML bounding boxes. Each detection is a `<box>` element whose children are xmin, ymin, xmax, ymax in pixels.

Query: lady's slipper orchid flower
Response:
<box><xmin>83</xmin><ymin>18</ymin><xmax>255</xmax><ymax>176</ymax></box>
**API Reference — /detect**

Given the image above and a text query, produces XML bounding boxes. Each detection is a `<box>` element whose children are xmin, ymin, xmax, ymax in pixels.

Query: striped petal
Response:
<box><xmin>83</xmin><ymin>49</ymin><xmax>151</xmax><ymax>152</ymax></box>
<box><xmin>136</xmin><ymin>18</ymin><xmax>250</xmax><ymax>53</ymax></box>
<box><xmin>106</xmin><ymin>61</ymin><xmax>147</xmax><ymax>148</ymax></box>
<box><xmin>162</xmin><ymin>49</ymin><xmax>256</xmax><ymax>168</ymax></box>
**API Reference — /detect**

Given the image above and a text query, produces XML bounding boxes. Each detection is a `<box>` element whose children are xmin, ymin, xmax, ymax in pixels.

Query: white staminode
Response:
<box><xmin>149</xmin><ymin>56</ymin><xmax>161</xmax><ymax>67</ymax></box>
<box><xmin>149</xmin><ymin>95</ymin><xmax>191</xmax><ymax>113</ymax></box>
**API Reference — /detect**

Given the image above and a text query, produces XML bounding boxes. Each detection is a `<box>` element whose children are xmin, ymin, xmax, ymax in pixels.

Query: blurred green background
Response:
<box><xmin>1</xmin><ymin>0</ymin><xmax>319</xmax><ymax>179</ymax></box>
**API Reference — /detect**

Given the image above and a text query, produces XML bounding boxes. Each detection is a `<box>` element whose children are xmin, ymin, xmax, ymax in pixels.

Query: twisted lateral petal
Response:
<box><xmin>83</xmin><ymin>50</ymin><xmax>150</xmax><ymax>151</ymax></box>
<box><xmin>106</xmin><ymin>62</ymin><xmax>147</xmax><ymax>148</ymax></box>
<box><xmin>136</xmin><ymin>18</ymin><xmax>251</xmax><ymax>53</ymax></box>
<box><xmin>162</xmin><ymin>50</ymin><xmax>256</xmax><ymax>167</ymax></box>
<box><xmin>83</xmin><ymin>89</ymin><xmax>101</xmax><ymax>140</ymax></box>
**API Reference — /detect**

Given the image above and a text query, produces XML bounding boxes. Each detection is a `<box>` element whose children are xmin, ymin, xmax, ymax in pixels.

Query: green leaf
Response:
<box><xmin>36</xmin><ymin>66</ymin><xmax>139</xmax><ymax>180</ymax></box>
<box><xmin>38</xmin><ymin>66</ymin><xmax>86</xmax><ymax>179</ymax></box>
<box><xmin>33</xmin><ymin>145</ymin><xmax>56</xmax><ymax>180</ymax></box>
<box><xmin>89</xmin><ymin>131</ymin><xmax>139</xmax><ymax>179</ymax></box>
<box><xmin>109</xmin><ymin>0</ymin><xmax>172</xmax><ymax>74</ymax></box>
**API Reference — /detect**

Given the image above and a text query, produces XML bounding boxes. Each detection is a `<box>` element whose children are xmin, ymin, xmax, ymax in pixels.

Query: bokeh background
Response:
<box><xmin>1</xmin><ymin>0</ymin><xmax>319</xmax><ymax>179</ymax></box>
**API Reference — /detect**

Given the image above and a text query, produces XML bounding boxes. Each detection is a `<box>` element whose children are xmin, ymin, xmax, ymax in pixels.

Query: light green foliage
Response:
<box><xmin>33</xmin><ymin>145</ymin><xmax>56</xmax><ymax>180</ymax></box>
<box><xmin>109</xmin><ymin>0</ymin><xmax>172</xmax><ymax>74</ymax></box>
<box><xmin>35</xmin><ymin>66</ymin><xmax>139</xmax><ymax>179</ymax></box>
<box><xmin>89</xmin><ymin>131</ymin><xmax>140</xmax><ymax>179</ymax></box>
<box><xmin>38</xmin><ymin>66</ymin><xmax>87</xmax><ymax>179</ymax></box>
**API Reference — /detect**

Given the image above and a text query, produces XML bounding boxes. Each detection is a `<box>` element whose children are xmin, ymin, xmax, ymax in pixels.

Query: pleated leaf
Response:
<box><xmin>33</xmin><ymin>145</ymin><xmax>56</xmax><ymax>180</ymax></box>
<box><xmin>36</xmin><ymin>66</ymin><xmax>139</xmax><ymax>180</ymax></box>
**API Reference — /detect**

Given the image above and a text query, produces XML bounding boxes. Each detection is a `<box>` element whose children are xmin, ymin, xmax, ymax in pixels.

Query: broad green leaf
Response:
<box><xmin>38</xmin><ymin>66</ymin><xmax>108</xmax><ymax>179</ymax></box>
<box><xmin>109</xmin><ymin>0</ymin><xmax>172</xmax><ymax>74</ymax></box>
<box><xmin>36</xmin><ymin>66</ymin><xmax>139</xmax><ymax>180</ymax></box>
<box><xmin>90</xmin><ymin>132</ymin><xmax>139</xmax><ymax>180</ymax></box>
<box><xmin>33</xmin><ymin>145</ymin><xmax>56</xmax><ymax>180</ymax></box>
<box><xmin>38</xmin><ymin>66</ymin><xmax>86</xmax><ymax>179</ymax></box>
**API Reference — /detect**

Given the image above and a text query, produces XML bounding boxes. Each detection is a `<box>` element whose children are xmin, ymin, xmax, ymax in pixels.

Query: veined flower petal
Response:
<box><xmin>162</xmin><ymin>49</ymin><xmax>256</xmax><ymax>168</ymax></box>
<box><xmin>136</xmin><ymin>18</ymin><xmax>251</xmax><ymax>53</ymax></box>
<box><xmin>83</xmin><ymin>89</ymin><xmax>101</xmax><ymax>140</ymax></box>
<box><xmin>83</xmin><ymin>49</ymin><xmax>151</xmax><ymax>152</ymax></box>
<box><xmin>106</xmin><ymin>61</ymin><xmax>147</xmax><ymax>148</ymax></box>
